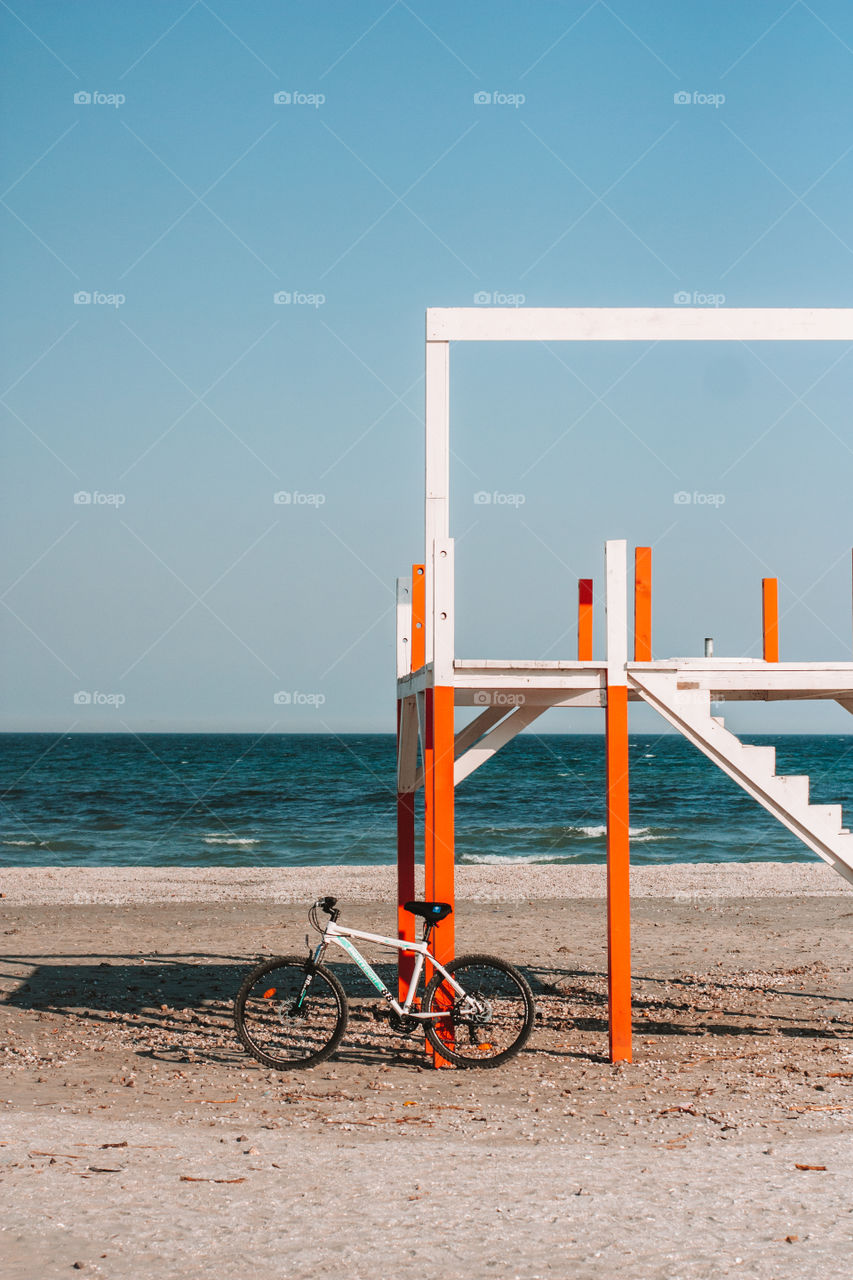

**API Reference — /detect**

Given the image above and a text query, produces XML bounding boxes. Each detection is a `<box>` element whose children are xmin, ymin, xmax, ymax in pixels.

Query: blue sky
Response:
<box><xmin>2</xmin><ymin>1</ymin><xmax>852</xmax><ymax>733</ymax></box>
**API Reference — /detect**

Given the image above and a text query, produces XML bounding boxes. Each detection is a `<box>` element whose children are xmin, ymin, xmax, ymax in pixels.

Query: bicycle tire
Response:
<box><xmin>422</xmin><ymin>954</ymin><xmax>535</xmax><ymax>1068</ymax></box>
<box><xmin>234</xmin><ymin>955</ymin><xmax>348</xmax><ymax>1070</ymax></box>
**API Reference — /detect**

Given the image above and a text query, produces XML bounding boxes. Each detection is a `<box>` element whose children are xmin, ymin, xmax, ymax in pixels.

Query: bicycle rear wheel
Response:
<box><xmin>422</xmin><ymin>954</ymin><xmax>535</xmax><ymax>1068</ymax></box>
<box><xmin>234</xmin><ymin>955</ymin><xmax>347</xmax><ymax>1069</ymax></box>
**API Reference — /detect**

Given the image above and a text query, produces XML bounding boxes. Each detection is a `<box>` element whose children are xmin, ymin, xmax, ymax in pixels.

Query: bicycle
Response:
<box><xmin>234</xmin><ymin>896</ymin><xmax>535</xmax><ymax>1069</ymax></box>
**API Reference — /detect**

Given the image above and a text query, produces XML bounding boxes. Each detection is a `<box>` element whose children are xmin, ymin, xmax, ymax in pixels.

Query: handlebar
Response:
<box><xmin>309</xmin><ymin>895</ymin><xmax>340</xmax><ymax>932</ymax></box>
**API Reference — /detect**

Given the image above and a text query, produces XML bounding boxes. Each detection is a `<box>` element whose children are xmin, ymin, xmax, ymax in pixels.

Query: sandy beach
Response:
<box><xmin>2</xmin><ymin>863</ymin><xmax>851</xmax><ymax>1279</ymax></box>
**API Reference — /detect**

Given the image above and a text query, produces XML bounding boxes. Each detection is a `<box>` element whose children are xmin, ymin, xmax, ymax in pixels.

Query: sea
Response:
<box><xmin>1</xmin><ymin>733</ymin><xmax>851</xmax><ymax>868</ymax></box>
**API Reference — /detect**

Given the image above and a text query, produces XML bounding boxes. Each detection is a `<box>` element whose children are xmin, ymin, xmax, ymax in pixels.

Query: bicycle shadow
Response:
<box><xmin>0</xmin><ymin>953</ymin><xmax>489</xmax><ymax>1070</ymax></box>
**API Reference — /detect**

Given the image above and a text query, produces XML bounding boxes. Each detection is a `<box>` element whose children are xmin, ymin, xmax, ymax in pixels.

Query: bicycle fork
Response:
<box><xmin>291</xmin><ymin>939</ymin><xmax>328</xmax><ymax>1013</ymax></box>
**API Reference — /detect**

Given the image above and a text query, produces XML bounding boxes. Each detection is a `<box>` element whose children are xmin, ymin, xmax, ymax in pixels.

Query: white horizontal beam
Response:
<box><xmin>627</xmin><ymin>663</ymin><xmax>853</xmax><ymax>694</ymax></box>
<box><xmin>454</xmin><ymin>690</ymin><xmax>605</xmax><ymax>708</ymax></box>
<box><xmin>455</xmin><ymin>659</ymin><xmax>604</xmax><ymax>670</ymax></box>
<box><xmin>398</xmin><ymin>660</ymin><xmax>853</xmax><ymax>699</ymax></box>
<box><xmin>454</xmin><ymin>664</ymin><xmax>606</xmax><ymax>682</ymax></box>
<box><xmin>426</xmin><ymin>308</ymin><xmax>853</xmax><ymax>343</ymax></box>
<box><xmin>453</xmin><ymin>674</ymin><xmax>607</xmax><ymax>692</ymax></box>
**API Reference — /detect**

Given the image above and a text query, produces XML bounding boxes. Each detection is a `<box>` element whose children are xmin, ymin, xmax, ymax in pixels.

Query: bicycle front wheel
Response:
<box><xmin>422</xmin><ymin>954</ymin><xmax>535</xmax><ymax>1068</ymax></box>
<box><xmin>234</xmin><ymin>955</ymin><xmax>347</xmax><ymax>1069</ymax></box>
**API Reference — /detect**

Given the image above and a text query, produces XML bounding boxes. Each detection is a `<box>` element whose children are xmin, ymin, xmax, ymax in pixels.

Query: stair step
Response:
<box><xmin>772</xmin><ymin>774</ymin><xmax>810</xmax><ymax>807</ymax></box>
<box><xmin>711</xmin><ymin>715</ymin><xmax>725</xmax><ymax>728</ymax></box>
<box><xmin>830</xmin><ymin>832</ymin><xmax>853</xmax><ymax>862</ymax></box>
<box><xmin>739</xmin><ymin>744</ymin><xmax>777</xmax><ymax>774</ymax></box>
<box><xmin>806</xmin><ymin>804</ymin><xmax>844</xmax><ymax>832</ymax></box>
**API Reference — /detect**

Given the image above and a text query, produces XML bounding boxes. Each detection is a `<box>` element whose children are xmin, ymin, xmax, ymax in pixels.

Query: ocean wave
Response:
<box><xmin>571</xmin><ymin>824</ymin><xmax>672</xmax><ymax>841</ymax></box>
<box><xmin>202</xmin><ymin>835</ymin><xmax>261</xmax><ymax>846</ymax></box>
<box><xmin>2</xmin><ymin>838</ymin><xmax>92</xmax><ymax>852</ymax></box>
<box><xmin>460</xmin><ymin>853</ymin><xmax>577</xmax><ymax>865</ymax></box>
<box><xmin>456</xmin><ymin>824</ymin><xmax>677</xmax><ymax>861</ymax></box>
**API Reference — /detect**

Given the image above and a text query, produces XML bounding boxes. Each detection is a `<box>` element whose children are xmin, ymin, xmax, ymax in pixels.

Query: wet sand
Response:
<box><xmin>1</xmin><ymin>865</ymin><xmax>851</xmax><ymax>1279</ymax></box>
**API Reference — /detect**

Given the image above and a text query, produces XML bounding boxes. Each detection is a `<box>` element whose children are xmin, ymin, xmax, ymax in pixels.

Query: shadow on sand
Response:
<box><xmin>1</xmin><ymin>954</ymin><xmax>849</xmax><ymax>1070</ymax></box>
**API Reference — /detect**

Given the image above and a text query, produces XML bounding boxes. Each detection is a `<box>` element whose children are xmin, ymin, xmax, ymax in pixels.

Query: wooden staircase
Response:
<box><xmin>630</xmin><ymin>671</ymin><xmax>853</xmax><ymax>888</ymax></box>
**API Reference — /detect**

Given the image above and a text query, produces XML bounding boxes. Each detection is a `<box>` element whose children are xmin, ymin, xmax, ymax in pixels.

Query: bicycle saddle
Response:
<box><xmin>404</xmin><ymin>900</ymin><xmax>452</xmax><ymax>923</ymax></box>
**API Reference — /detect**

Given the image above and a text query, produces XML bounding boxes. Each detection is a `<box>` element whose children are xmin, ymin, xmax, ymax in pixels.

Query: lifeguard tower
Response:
<box><xmin>395</xmin><ymin>307</ymin><xmax>853</xmax><ymax>1063</ymax></box>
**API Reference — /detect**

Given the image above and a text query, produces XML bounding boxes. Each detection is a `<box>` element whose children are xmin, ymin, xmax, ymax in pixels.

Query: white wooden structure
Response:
<box><xmin>395</xmin><ymin>308</ymin><xmax>853</xmax><ymax>1064</ymax></box>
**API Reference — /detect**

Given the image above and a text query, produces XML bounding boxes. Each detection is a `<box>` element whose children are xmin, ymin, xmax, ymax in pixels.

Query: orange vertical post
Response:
<box><xmin>412</xmin><ymin>564</ymin><xmax>425</xmax><ymax>670</ymax></box>
<box><xmin>396</xmin><ymin>701</ymin><xmax>416</xmax><ymax>999</ymax></box>
<box><xmin>605</xmin><ymin>683</ymin><xmax>632</xmax><ymax>1063</ymax></box>
<box><xmin>634</xmin><ymin>547</ymin><xmax>652</xmax><ymax>662</ymax></box>
<box><xmin>421</xmin><ymin>687</ymin><xmax>438</xmax><ymax>1063</ymax></box>
<box><xmin>430</xmin><ymin>685</ymin><xmax>455</xmax><ymax>965</ymax></box>
<box><xmin>762</xmin><ymin>577</ymin><xmax>779</xmax><ymax>662</ymax></box>
<box><xmin>423</xmin><ymin>687</ymin><xmax>455</xmax><ymax>952</ymax></box>
<box><xmin>578</xmin><ymin>579</ymin><xmax>593</xmax><ymax>660</ymax></box>
<box><xmin>425</xmin><ymin>683</ymin><xmax>455</xmax><ymax>1067</ymax></box>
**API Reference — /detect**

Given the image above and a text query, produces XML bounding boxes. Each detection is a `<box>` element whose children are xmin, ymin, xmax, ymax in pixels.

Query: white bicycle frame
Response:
<box><xmin>313</xmin><ymin>919</ymin><xmax>466</xmax><ymax>1020</ymax></box>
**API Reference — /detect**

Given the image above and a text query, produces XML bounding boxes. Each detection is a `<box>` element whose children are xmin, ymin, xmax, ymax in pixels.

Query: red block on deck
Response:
<box><xmin>578</xmin><ymin>578</ymin><xmax>593</xmax><ymax>660</ymax></box>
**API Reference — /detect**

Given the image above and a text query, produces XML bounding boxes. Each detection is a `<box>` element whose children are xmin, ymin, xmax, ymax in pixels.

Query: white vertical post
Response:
<box><xmin>605</xmin><ymin>539</ymin><xmax>628</xmax><ymax>685</ymax></box>
<box><xmin>396</xmin><ymin>577</ymin><xmax>412</xmax><ymax>680</ymax></box>
<box><xmin>432</xmin><ymin>538</ymin><xmax>455</xmax><ymax>686</ymax></box>
<box><xmin>425</xmin><ymin>339</ymin><xmax>450</xmax><ymax>666</ymax></box>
